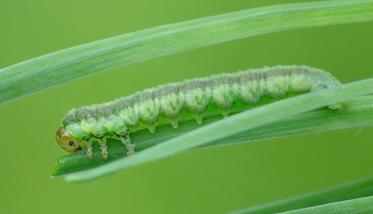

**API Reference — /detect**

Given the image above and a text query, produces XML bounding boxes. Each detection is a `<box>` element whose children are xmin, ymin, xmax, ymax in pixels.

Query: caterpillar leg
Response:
<box><xmin>221</xmin><ymin>110</ymin><xmax>230</xmax><ymax>118</ymax></box>
<box><xmin>169</xmin><ymin>119</ymin><xmax>179</xmax><ymax>129</ymax></box>
<box><xmin>193</xmin><ymin>113</ymin><xmax>203</xmax><ymax>125</ymax></box>
<box><xmin>97</xmin><ymin>137</ymin><xmax>109</xmax><ymax>159</ymax></box>
<box><xmin>119</xmin><ymin>134</ymin><xmax>135</xmax><ymax>156</ymax></box>
<box><xmin>147</xmin><ymin>125</ymin><xmax>156</xmax><ymax>134</ymax></box>
<box><xmin>85</xmin><ymin>140</ymin><xmax>93</xmax><ymax>159</ymax></box>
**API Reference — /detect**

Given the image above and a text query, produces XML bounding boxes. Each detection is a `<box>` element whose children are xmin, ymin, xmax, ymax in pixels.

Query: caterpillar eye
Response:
<box><xmin>55</xmin><ymin>127</ymin><xmax>84</xmax><ymax>153</ymax></box>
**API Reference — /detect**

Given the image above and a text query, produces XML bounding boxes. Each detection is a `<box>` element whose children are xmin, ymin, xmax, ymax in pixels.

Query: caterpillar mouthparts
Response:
<box><xmin>55</xmin><ymin>65</ymin><xmax>342</xmax><ymax>159</ymax></box>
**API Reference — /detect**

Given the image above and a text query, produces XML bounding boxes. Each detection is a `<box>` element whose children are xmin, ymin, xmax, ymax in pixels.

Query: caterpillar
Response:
<box><xmin>55</xmin><ymin>65</ymin><xmax>342</xmax><ymax>159</ymax></box>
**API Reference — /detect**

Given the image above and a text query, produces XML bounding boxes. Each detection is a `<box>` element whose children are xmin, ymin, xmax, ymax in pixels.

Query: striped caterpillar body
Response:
<box><xmin>55</xmin><ymin>65</ymin><xmax>342</xmax><ymax>159</ymax></box>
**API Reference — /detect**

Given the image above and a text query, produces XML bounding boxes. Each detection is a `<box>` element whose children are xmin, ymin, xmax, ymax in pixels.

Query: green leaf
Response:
<box><xmin>279</xmin><ymin>195</ymin><xmax>373</xmax><ymax>214</ymax></box>
<box><xmin>230</xmin><ymin>175</ymin><xmax>373</xmax><ymax>214</ymax></box>
<box><xmin>52</xmin><ymin>95</ymin><xmax>373</xmax><ymax>177</ymax></box>
<box><xmin>1</xmin><ymin>0</ymin><xmax>373</xmax><ymax>103</ymax></box>
<box><xmin>60</xmin><ymin>78</ymin><xmax>373</xmax><ymax>182</ymax></box>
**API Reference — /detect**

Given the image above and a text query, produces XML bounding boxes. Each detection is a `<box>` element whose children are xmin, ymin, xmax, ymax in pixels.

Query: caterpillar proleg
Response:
<box><xmin>55</xmin><ymin>65</ymin><xmax>342</xmax><ymax>159</ymax></box>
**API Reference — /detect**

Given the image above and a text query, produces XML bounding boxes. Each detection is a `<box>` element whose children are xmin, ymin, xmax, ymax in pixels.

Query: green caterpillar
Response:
<box><xmin>56</xmin><ymin>65</ymin><xmax>342</xmax><ymax>159</ymax></box>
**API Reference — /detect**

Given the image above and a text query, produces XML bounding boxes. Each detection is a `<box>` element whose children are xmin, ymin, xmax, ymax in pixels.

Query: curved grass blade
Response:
<box><xmin>230</xmin><ymin>175</ymin><xmax>373</xmax><ymax>214</ymax></box>
<box><xmin>52</xmin><ymin>95</ymin><xmax>373</xmax><ymax>177</ymax></box>
<box><xmin>279</xmin><ymin>195</ymin><xmax>373</xmax><ymax>214</ymax></box>
<box><xmin>1</xmin><ymin>0</ymin><xmax>373</xmax><ymax>104</ymax></box>
<box><xmin>62</xmin><ymin>78</ymin><xmax>373</xmax><ymax>182</ymax></box>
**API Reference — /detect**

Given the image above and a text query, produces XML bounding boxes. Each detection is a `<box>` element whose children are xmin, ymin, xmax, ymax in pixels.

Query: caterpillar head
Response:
<box><xmin>55</xmin><ymin>127</ymin><xmax>85</xmax><ymax>153</ymax></box>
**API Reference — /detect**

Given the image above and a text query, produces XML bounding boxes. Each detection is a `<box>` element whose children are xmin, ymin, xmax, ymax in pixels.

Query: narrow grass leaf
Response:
<box><xmin>230</xmin><ymin>175</ymin><xmax>373</xmax><ymax>214</ymax></box>
<box><xmin>1</xmin><ymin>0</ymin><xmax>373</xmax><ymax>103</ymax></box>
<box><xmin>279</xmin><ymin>195</ymin><xmax>373</xmax><ymax>214</ymax></box>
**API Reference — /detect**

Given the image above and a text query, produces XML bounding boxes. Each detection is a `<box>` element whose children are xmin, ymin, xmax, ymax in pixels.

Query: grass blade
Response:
<box><xmin>279</xmin><ymin>195</ymin><xmax>373</xmax><ymax>214</ymax></box>
<box><xmin>230</xmin><ymin>176</ymin><xmax>373</xmax><ymax>214</ymax></box>
<box><xmin>1</xmin><ymin>0</ymin><xmax>373</xmax><ymax>104</ymax></box>
<box><xmin>52</xmin><ymin>95</ymin><xmax>373</xmax><ymax>177</ymax></box>
<box><xmin>62</xmin><ymin>78</ymin><xmax>373</xmax><ymax>182</ymax></box>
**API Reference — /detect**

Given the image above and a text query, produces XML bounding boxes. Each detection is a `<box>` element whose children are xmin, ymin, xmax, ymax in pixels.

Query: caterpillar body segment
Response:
<box><xmin>55</xmin><ymin>65</ymin><xmax>342</xmax><ymax>159</ymax></box>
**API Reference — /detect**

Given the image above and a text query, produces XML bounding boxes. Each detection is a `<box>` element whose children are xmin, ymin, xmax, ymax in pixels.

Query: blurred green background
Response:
<box><xmin>1</xmin><ymin>0</ymin><xmax>373</xmax><ymax>213</ymax></box>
